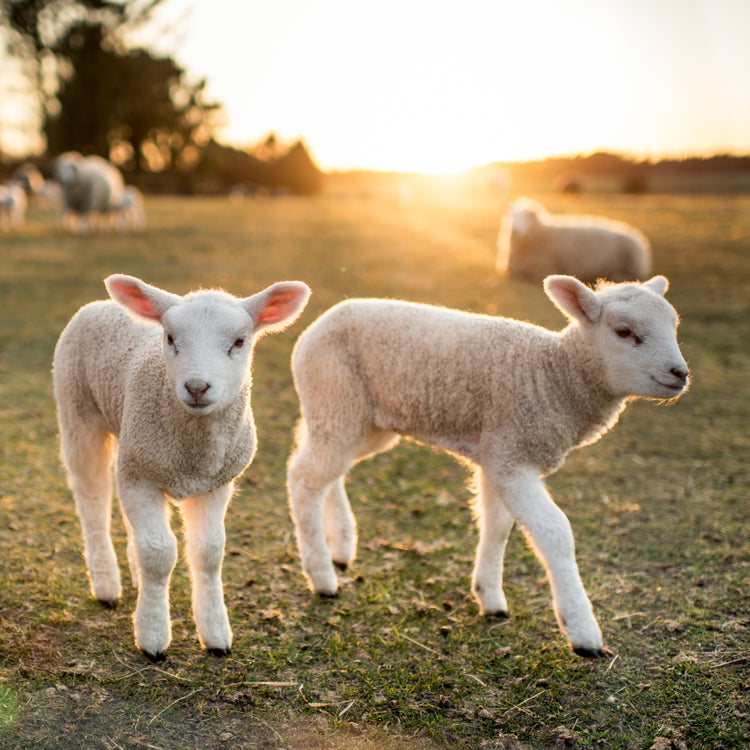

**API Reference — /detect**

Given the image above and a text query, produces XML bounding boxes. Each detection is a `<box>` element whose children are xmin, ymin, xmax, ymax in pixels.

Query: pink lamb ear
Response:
<box><xmin>543</xmin><ymin>275</ymin><xmax>602</xmax><ymax>325</ymax></box>
<box><xmin>244</xmin><ymin>281</ymin><xmax>311</xmax><ymax>335</ymax></box>
<box><xmin>104</xmin><ymin>275</ymin><xmax>180</xmax><ymax>322</ymax></box>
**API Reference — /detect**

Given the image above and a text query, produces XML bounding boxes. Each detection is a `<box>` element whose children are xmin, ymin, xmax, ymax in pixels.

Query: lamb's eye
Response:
<box><xmin>229</xmin><ymin>337</ymin><xmax>245</xmax><ymax>354</ymax></box>
<box><xmin>615</xmin><ymin>327</ymin><xmax>643</xmax><ymax>345</ymax></box>
<box><xmin>166</xmin><ymin>333</ymin><xmax>175</xmax><ymax>347</ymax></box>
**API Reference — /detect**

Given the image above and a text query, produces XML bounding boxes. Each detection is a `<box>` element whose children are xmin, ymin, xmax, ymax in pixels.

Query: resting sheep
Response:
<box><xmin>497</xmin><ymin>198</ymin><xmax>651</xmax><ymax>283</ymax></box>
<box><xmin>54</xmin><ymin>275</ymin><xmax>311</xmax><ymax>661</ymax></box>
<box><xmin>0</xmin><ymin>183</ymin><xmax>27</xmax><ymax>231</ymax></box>
<box><xmin>287</xmin><ymin>275</ymin><xmax>688</xmax><ymax>656</ymax></box>
<box><xmin>54</xmin><ymin>151</ymin><xmax>124</xmax><ymax>234</ymax></box>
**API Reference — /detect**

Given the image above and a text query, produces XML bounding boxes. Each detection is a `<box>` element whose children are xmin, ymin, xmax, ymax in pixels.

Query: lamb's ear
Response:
<box><xmin>544</xmin><ymin>275</ymin><xmax>602</xmax><ymax>325</ymax></box>
<box><xmin>243</xmin><ymin>281</ymin><xmax>311</xmax><ymax>335</ymax></box>
<box><xmin>642</xmin><ymin>275</ymin><xmax>668</xmax><ymax>296</ymax></box>
<box><xmin>105</xmin><ymin>274</ymin><xmax>181</xmax><ymax>322</ymax></box>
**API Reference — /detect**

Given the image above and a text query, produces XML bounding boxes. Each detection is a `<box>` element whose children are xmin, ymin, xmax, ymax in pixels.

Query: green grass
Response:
<box><xmin>0</xmin><ymin>184</ymin><xmax>748</xmax><ymax>749</ymax></box>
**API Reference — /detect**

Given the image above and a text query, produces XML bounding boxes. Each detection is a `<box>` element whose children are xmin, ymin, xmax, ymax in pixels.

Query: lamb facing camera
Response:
<box><xmin>287</xmin><ymin>275</ymin><xmax>688</xmax><ymax>657</ymax></box>
<box><xmin>54</xmin><ymin>274</ymin><xmax>310</xmax><ymax>661</ymax></box>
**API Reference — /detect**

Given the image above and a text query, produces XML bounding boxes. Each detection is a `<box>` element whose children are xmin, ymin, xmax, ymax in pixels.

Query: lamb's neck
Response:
<box><xmin>549</xmin><ymin>326</ymin><xmax>627</xmax><ymax>448</ymax></box>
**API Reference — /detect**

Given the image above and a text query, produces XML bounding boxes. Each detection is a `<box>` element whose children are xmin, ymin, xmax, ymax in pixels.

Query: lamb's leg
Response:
<box><xmin>486</xmin><ymin>466</ymin><xmax>604</xmax><ymax>657</ymax></box>
<box><xmin>288</xmin><ymin>442</ymin><xmax>347</xmax><ymax>596</ymax></box>
<box><xmin>323</xmin><ymin>478</ymin><xmax>358</xmax><ymax>571</ymax></box>
<box><xmin>471</xmin><ymin>468</ymin><xmax>514</xmax><ymax>618</ymax></box>
<box><xmin>118</xmin><ymin>479</ymin><xmax>177</xmax><ymax>662</ymax></box>
<box><xmin>180</xmin><ymin>484</ymin><xmax>233</xmax><ymax>656</ymax></box>
<box><xmin>61</xmin><ymin>421</ymin><xmax>121</xmax><ymax>608</ymax></box>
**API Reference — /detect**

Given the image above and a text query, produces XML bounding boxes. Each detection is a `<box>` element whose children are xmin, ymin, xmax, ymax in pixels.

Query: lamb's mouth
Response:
<box><xmin>184</xmin><ymin>400</ymin><xmax>213</xmax><ymax>411</ymax></box>
<box><xmin>652</xmin><ymin>377</ymin><xmax>686</xmax><ymax>393</ymax></box>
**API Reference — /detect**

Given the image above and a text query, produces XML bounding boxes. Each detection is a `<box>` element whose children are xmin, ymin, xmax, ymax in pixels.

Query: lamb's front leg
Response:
<box><xmin>487</xmin><ymin>466</ymin><xmax>604</xmax><ymax>657</ymax></box>
<box><xmin>119</xmin><ymin>480</ymin><xmax>177</xmax><ymax>662</ymax></box>
<box><xmin>180</xmin><ymin>484</ymin><xmax>233</xmax><ymax>656</ymax></box>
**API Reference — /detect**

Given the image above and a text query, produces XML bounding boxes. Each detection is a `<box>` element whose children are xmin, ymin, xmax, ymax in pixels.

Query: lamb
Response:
<box><xmin>497</xmin><ymin>198</ymin><xmax>651</xmax><ymax>283</ymax></box>
<box><xmin>54</xmin><ymin>151</ymin><xmax>124</xmax><ymax>234</ymax></box>
<box><xmin>53</xmin><ymin>274</ymin><xmax>311</xmax><ymax>661</ymax></box>
<box><xmin>113</xmin><ymin>185</ymin><xmax>146</xmax><ymax>232</ymax></box>
<box><xmin>0</xmin><ymin>183</ymin><xmax>27</xmax><ymax>231</ymax></box>
<box><xmin>287</xmin><ymin>275</ymin><xmax>688</xmax><ymax>657</ymax></box>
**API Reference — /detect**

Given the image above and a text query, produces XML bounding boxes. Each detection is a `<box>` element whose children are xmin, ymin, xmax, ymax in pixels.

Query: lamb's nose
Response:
<box><xmin>185</xmin><ymin>379</ymin><xmax>210</xmax><ymax>399</ymax></box>
<box><xmin>670</xmin><ymin>366</ymin><xmax>688</xmax><ymax>385</ymax></box>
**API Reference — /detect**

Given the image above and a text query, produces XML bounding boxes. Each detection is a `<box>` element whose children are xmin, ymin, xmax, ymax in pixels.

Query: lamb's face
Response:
<box><xmin>161</xmin><ymin>296</ymin><xmax>254</xmax><ymax>415</ymax></box>
<box><xmin>595</xmin><ymin>288</ymin><xmax>689</xmax><ymax>401</ymax></box>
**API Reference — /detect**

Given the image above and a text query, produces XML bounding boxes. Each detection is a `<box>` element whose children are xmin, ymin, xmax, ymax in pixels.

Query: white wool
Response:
<box><xmin>54</xmin><ymin>151</ymin><xmax>125</xmax><ymax>234</ymax></box>
<box><xmin>54</xmin><ymin>274</ymin><xmax>310</xmax><ymax>660</ymax></box>
<box><xmin>497</xmin><ymin>197</ymin><xmax>651</xmax><ymax>283</ymax></box>
<box><xmin>113</xmin><ymin>185</ymin><xmax>146</xmax><ymax>231</ymax></box>
<box><xmin>287</xmin><ymin>275</ymin><xmax>688</xmax><ymax>656</ymax></box>
<box><xmin>0</xmin><ymin>184</ymin><xmax>27</xmax><ymax>231</ymax></box>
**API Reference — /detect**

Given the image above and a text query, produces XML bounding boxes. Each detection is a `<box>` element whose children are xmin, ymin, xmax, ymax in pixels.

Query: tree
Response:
<box><xmin>44</xmin><ymin>22</ymin><xmax>220</xmax><ymax>171</ymax></box>
<box><xmin>0</xmin><ymin>0</ymin><xmax>219</xmax><ymax>167</ymax></box>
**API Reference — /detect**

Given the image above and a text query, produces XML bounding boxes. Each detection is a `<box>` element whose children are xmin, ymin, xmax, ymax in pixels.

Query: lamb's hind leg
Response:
<box><xmin>61</xmin><ymin>418</ymin><xmax>121</xmax><ymax>608</ymax></box>
<box><xmin>288</xmin><ymin>437</ymin><xmax>353</xmax><ymax>597</ymax></box>
<box><xmin>323</xmin><ymin>429</ymin><xmax>400</xmax><ymax>571</ymax></box>
<box><xmin>471</xmin><ymin>467</ymin><xmax>514</xmax><ymax>618</ymax></box>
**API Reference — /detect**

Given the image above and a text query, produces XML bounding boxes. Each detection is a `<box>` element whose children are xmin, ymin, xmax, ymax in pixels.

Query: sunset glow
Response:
<box><xmin>6</xmin><ymin>0</ymin><xmax>749</xmax><ymax>172</ymax></box>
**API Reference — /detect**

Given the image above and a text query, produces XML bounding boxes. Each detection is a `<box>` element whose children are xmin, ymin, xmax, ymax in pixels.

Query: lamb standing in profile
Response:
<box><xmin>497</xmin><ymin>198</ymin><xmax>651</xmax><ymax>283</ymax></box>
<box><xmin>287</xmin><ymin>276</ymin><xmax>688</xmax><ymax>657</ymax></box>
<box><xmin>54</xmin><ymin>151</ymin><xmax>124</xmax><ymax>233</ymax></box>
<box><xmin>54</xmin><ymin>275</ymin><xmax>310</xmax><ymax>661</ymax></box>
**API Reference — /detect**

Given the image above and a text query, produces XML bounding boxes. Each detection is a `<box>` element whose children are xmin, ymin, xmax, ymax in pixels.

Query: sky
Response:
<box><xmin>4</xmin><ymin>0</ymin><xmax>750</xmax><ymax>173</ymax></box>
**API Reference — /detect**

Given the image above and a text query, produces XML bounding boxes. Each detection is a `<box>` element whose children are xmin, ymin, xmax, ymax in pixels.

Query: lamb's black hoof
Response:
<box><xmin>333</xmin><ymin>560</ymin><xmax>349</xmax><ymax>572</ymax></box>
<box><xmin>572</xmin><ymin>646</ymin><xmax>606</xmax><ymax>658</ymax></box>
<box><xmin>483</xmin><ymin>610</ymin><xmax>510</xmax><ymax>620</ymax></box>
<box><xmin>98</xmin><ymin>598</ymin><xmax>119</xmax><ymax>610</ymax></box>
<box><xmin>142</xmin><ymin>649</ymin><xmax>167</xmax><ymax>664</ymax></box>
<box><xmin>207</xmin><ymin>647</ymin><xmax>232</xmax><ymax>658</ymax></box>
<box><xmin>318</xmin><ymin>591</ymin><xmax>339</xmax><ymax>600</ymax></box>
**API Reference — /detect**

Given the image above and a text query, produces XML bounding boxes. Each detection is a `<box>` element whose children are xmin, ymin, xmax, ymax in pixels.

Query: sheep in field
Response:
<box><xmin>113</xmin><ymin>185</ymin><xmax>146</xmax><ymax>232</ymax></box>
<box><xmin>54</xmin><ymin>151</ymin><xmax>124</xmax><ymax>234</ymax></box>
<box><xmin>0</xmin><ymin>183</ymin><xmax>27</xmax><ymax>231</ymax></box>
<box><xmin>54</xmin><ymin>275</ymin><xmax>311</xmax><ymax>661</ymax></box>
<box><xmin>287</xmin><ymin>275</ymin><xmax>688</xmax><ymax>657</ymax></box>
<box><xmin>497</xmin><ymin>198</ymin><xmax>651</xmax><ymax>283</ymax></box>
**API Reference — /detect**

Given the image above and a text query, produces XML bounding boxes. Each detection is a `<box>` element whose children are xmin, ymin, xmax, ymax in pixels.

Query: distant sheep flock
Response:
<box><xmin>0</xmin><ymin>153</ymin><xmax>145</xmax><ymax>233</ymax></box>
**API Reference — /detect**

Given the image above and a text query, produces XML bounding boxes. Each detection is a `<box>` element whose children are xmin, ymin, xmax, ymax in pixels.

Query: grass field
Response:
<box><xmin>0</xmin><ymin>182</ymin><xmax>748</xmax><ymax>749</ymax></box>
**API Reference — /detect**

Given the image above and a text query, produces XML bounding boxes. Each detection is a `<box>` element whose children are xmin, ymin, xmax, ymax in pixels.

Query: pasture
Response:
<box><xmin>0</xmin><ymin>183</ymin><xmax>747</xmax><ymax>749</ymax></box>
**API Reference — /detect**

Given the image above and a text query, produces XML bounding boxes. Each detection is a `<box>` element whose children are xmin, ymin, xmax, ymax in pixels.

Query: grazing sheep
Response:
<box><xmin>287</xmin><ymin>276</ymin><xmax>688</xmax><ymax>657</ymax></box>
<box><xmin>54</xmin><ymin>151</ymin><xmax>124</xmax><ymax>234</ymax></box>
<box><xmin>11</xmin><ymin>162</ymin><xmax>44</xmax><ymax>196</ymax></box>
<box><xmin>0</xmin><ymin>183</ymin><xmax>27</xmax><ymax>231</ymax></box>
<box><xmin>497</xmin><ymin>198</ymin><xmax>651</xmax><ymax>283</ymax></box>
<box><xmin>54</xmin><ymin>275</ymin><xmax>311</xmax><ymax>661</ymax></box>
<box><xmin>113</xmin><ymin>185</ymin><xmax>146</xmax><ymax>231</ymax></box>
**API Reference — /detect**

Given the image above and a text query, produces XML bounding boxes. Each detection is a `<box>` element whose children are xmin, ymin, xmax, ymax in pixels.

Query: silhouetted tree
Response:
<box><xmin>1</xmin><ymin>0</ymin><xmax>219</xmax><ymax>168</ymax></box>
<box><xmin>44</xmin><ymin>22</ymin><xmax>219</xmax><ymax>170</ymax></box>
